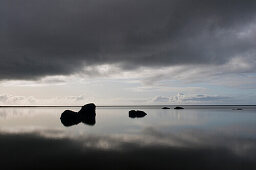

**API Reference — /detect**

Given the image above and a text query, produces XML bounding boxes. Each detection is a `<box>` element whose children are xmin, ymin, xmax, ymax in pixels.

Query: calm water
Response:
<box><xmin>0</xmin><ymin>106</ymin><xmax>256</xmax><ymax>170</ymax></box>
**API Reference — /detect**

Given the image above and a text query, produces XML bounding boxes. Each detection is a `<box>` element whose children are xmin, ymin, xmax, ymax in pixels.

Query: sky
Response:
<box><xmin>0</xmin><ymin>0</ymin><xmax>256</xmax><ymax>105</ymax></box>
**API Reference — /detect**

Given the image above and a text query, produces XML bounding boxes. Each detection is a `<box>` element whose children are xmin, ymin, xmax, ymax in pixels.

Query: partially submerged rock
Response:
<box><xmin>129</xmin><ymin>110</ymin><xmax>147</xmax><ymax>118</ymax></box>
<box><xmin>80</xmin><ymin>116</ymin><xmax>96</xmax><ymax>126</ymax></box>
<box><xmin>60</xmin><ymin>103</ymin><xmax>96</xmax><ymax>126</ymax></box>
<box><xmin>174</xmin><ymin>106</ymin><xmax>184</xmax><ymax>110</ymax></box>
<box><xmin>162</xmin><ymin>107</ymin><xmax>170</xmax><ymax>109</ymax></box>
<box><xmin>60</xmin><ymin>110</ymin><xmax>80</xmax><ymax>127</ymax></box>
<box><xmin>232</xmin><ymin>108</ymin><xmax>243</xmax><ymax>110</ymax></box>
<box><xmin>78</xmin><ymin>103</ymin><xmax>96</xmax><ymax>116</ymax></box>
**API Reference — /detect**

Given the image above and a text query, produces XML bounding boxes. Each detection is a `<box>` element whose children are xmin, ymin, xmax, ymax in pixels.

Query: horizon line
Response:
<box><xmin>0</xmin><ymin>104</ymin><xmax>256</xmax><ymax>107</ymax></box>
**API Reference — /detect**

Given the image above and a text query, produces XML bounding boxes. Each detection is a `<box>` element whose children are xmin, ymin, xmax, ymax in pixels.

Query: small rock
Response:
<box><xmin>232</xmin><ymin>108</ymin><xmax>243</xmax><ymax>110</ymax></box>
<box><xmin>129</xmin><ymin>110</ymin><xmax>147</xmax><ymax>118</ymax></box>
<box><xmin>174</xmin><ymin>106</ymin><xmax>184</xmax><ymax>110</ymax></box>
<box><xmin>162</xmin><ymin>107</ymin><xmax>170</xmax><ymax>109</ymax></box>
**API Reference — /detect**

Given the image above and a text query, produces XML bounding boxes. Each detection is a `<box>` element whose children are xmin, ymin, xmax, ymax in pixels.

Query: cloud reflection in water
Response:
<box><xmin>0</xmin><ymin>127</ymin><xmax>256</xmax><ymax>170</ymax></box>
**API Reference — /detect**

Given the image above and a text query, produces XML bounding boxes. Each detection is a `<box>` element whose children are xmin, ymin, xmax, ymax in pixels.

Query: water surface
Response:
<box><xmin>0</xmin><ymin>106</ymin><xmax>256</xmax><ymax>170</ymax></box>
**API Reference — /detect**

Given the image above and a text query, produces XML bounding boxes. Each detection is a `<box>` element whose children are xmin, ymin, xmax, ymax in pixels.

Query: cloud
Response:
<box><xmin>173</xmin><ymin>93</ymin><xmax>231</xmax><ymax>104</ymax></box>
<box><xmin>0</xmin><ymin>94</ymin><xmax>89</xmax><ymax>105</ymax></box>
<box><xmin>169</xmin><ymin>93</ymin><xmax>185</xmax><ymax>103</ymax></box>
<box><xmin>0</xmin><ymin>0</ymin><xmax>256</xmax><ymax>80</ymax></box>
<box><xmin>0</xmin><ymin>92</ymin><xmax>250</xmax><ymax>105</ymax></box>
<box><xmin>152</xmin><ymin>96</ymin><xmax>170</xmax><ymax>103</ymax></box>
<box><xmin>151</xmin><ymin>93</ymin><xmax>231</xmax><ymax>104</ymax></box>
<box><xmin>0</xmin><ymin>94</ymin><xmax>36</xmax><ymax>105</ymax></box>
<box><xmin>182</xmin><ymin>94</ymin><xmax>230</xmax><ymax>102</ymax></box>
<box><xmin>140</xmin><ymin>56</ymin><xmax>256</xmax><ymax>85</ymax></box>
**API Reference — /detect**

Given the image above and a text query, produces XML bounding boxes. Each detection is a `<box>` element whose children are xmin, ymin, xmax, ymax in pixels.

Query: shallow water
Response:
<box><xmin>0</xmin><ymin>106</ymin><xmax>256</xmax><ymax>170</ymax></box>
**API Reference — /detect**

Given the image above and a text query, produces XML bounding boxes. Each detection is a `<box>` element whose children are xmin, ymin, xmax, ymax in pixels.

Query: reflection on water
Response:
<box><xmin>0</xmin><ymin>106</ymin><xmax>256</xmax><ymax>169</ymax></box>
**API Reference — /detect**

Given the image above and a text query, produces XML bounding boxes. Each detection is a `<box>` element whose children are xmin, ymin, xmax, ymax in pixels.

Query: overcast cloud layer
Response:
<box><xmin>1</xmin><ymin>0</ymin><xmax>256</xmax><ymax>80</ymax></box>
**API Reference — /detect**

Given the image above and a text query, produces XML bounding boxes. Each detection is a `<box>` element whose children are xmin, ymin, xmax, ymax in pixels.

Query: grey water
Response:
<box><xmin>0</xmin><ymin>105</ymin><xmax>256</xmax><ymax>170</ymax></box>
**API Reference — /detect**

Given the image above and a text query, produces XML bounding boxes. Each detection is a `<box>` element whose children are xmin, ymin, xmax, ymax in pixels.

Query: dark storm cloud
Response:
<box><xmin>1</xmin><ymin>0</ymin><xmax>256</xmax><ymax>79</ymax></box>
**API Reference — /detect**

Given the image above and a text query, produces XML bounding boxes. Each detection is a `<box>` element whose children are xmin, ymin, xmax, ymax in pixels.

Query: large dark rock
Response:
<box><xmin>174</xmin><ymin>106</ymin><xmax>184</xmax><ymax>110</ymax></box>
<box><xmin>80</xmin><ymin>115</ymin><xmax>96</xmax><ymax>126</ymax></box>
<box><xmin>129</xmin><ymin>110</ymin><xmax>147</xmax><ymax>118</ymax></box>
<box><xmin>162</xmin><ymin>107</ymin><xmax>170</xmax><ymax>109</ymax></box>
<box><xmin>78</xmin><ymin>103</ymin><xmax>96</xmax><ymax>116</ymax></box>
<box><xmin>60</xmin><ymin>110</ymin><xmax>81</xmax><ymax>127</ymax></box>
<box><xmin>60</xmin><ymin>103</ymin><xmax>96</xmax><ymax>127</ymax></box>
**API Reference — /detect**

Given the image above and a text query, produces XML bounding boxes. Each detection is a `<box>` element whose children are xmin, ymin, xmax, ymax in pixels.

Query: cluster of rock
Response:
<box><xmin>128</xmin><ymin>106</ymin><xmax>184</xmax><ymax>119</ymax></box>
<box><xmin>60</xmin><ymin>103</ymin><xmax>96</xmax><ymax>127</ymax></box>
<box><xmin>232</xmin><ymin>108</ymin><xmax>243</xmax><ymax>110</ymax></box>
<box><xmin>60</xmin><ymin>103</ymin><xmax>187</xmax><ymax>126</ymax></box>
<box><xmin>161</xmin><ymin>106</ymin><xmax>184</xmax><ymax>109</ymax></box>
